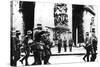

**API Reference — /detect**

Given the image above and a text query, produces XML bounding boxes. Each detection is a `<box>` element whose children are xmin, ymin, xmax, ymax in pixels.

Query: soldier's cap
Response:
<box><xmin>86</xmin><ymin>32</ymin><xmax>89</xmax><ymax>34</ymax></box>
<box><xmin>92</xmin><ymin>30</ymin><xmax>95</xmax><ymax>33</ymax></box>
<box><xmin>16</xmin><ymin>30</ymin><xmax>21</xmax><ymax>35</ymax></box>
<box><xmin>86</xmin><ymin>32</ymin><xmax>89</xmax><ymax>35</ymax></box>
<box><xmin>68</xmin><ymin>30</ymin><xmax>71</xmax><ymax>33</ymax></box>
<box><xmin>92</xmin><ymin>28</ymin><xmax>95</xmax><ymax>33</ymax></box>
<box><xmin>27</xmin><ymin>30</ymin><xmax>32</xmax><ymax>34</ymax></box>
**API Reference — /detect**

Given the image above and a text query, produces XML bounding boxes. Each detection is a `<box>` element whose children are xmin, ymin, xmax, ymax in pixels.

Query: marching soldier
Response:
<box><xmin>11</xmin><ymin>30</ymin><xmax>21</xmax><ymax>66</ymax></box>
<box><xmin>32</xmin><ymin>27</ymin><xmax>44</xmax><ymax>65</ymax></box>
<box><xmin>63</xmin><ymin>37</ymin><xmax>67</xmax><ymax>52</ymax></box>
<box><xmin>43</xmin><ymin>32</ymin><xmax>52</xmax><ymax>64</ymax></box>
<box><xmin>90</xmin><ymin>31</ymin><xmax>97</xmax><ymax>62</ymax></box>
<box><xmin>20</xmin><ymin>30</ymin><xmax>33</xmax><ymax>65</ymax></box>
<box><xmin>69</xmin><ymin>37</ymin><xmax>73</xmax><ymax>52</ymax></box>
<box><xmin>58</xmin><ymin>36</ymin><xmax>62</xmax><ymax>53</ymax></box>
<box><xmin>83</xmin><ymin>32</ymin><xmax>91</xmax><ymax>62</ymax></box>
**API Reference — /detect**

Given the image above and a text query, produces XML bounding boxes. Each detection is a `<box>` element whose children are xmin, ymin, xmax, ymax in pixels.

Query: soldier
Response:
<box><xmin>69</xmin><ymin>37</ymin><xmax>73</xmax><ymax>52</ymax></box>
<box><xmin>43</xmin><ymin>32</ymin><xmax>52</xmax><ymax>64</ymax></box>
<box><xmin>90</xmin><ymin>31</ymin><xmax>97</xmax><ymax>62</ymax></box>
<box><xmin>83</xmin><ymin>32</ymin><xmax>91</xmax><ymax>62</ymax></box>
<box><xmin>63</xmin><ymin>37</ymin><xmax>67</xmax><ymax>52</ymax></box>
<box><xmin>20</xmin><ymin>30</ymin><xmax>33</xmax><ymax>65</ymax></box>
<box><xmin>58</xmin><ymin>36</ymin><xmax>62</xmax><ymax>53</ymax></box>
<box><xmin>31</xmin><ymin>28</ymin><xmax>44</xmax><ymax>65</ymax></box>
<box><xmin>11</xmin><ymin>30</ymin><xmax>21</xmax><ymax>66</ymax></box>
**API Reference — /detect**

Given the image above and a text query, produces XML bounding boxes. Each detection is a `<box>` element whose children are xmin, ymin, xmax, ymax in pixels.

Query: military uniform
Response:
<box><xmin>63</xmin><ymin>39</ymin><xmax>67</xmax><ymax>52</ymax></box>
<box><xmin>83</xmin><ymin>36</ymin><xmax>91</xmax><ymax>62</ymax></box>
<box><xmin>20</xmin><ymin>30</ymin><xmax>33</xmax><ymax>65</ymax></box>
<box><xmin>20</xmin><ymin>35</ymin><xmax>31</xmax><ymax>65</ymax></box>
<box><xmin>90</xmin><ymin>35</ymin><xmax>97</xmax><ymax>62</ymax></box>
<box><xmin>11</xmin><ymin>31</ymin><xmax>21</xmax><ymax>66</ymax></box>
<box><xmin>43</xmin><ymin>38</ymin><xmax>52</xmax><ymax>64</ymax></box>
<box><xmin>58</xmin><ymin>38</ymin><xmax>62</xmax><ymax>53</ymax></box>
<box><xmin>32</xmin><ymin>30</ymin><xmax>44</xmax><ymax>65</ymax></box>
<box><xmin>69</xmin><ymin>39</ymin><xmax>73</xmax><ymax>52</ymax></box>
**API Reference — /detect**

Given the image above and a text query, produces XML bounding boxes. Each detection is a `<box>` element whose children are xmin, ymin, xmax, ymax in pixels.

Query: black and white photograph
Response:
<box><xmin>10</xmin><ymin>0</ymin><xmax>98</xmax><ymax>66</ymax></box>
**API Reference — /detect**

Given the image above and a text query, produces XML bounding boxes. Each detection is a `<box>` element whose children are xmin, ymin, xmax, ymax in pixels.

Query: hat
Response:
<box><xmin>16</xmin><ymin>30</ymin><xmax>21</xmax><ymax>35</ymax></box>
<box><xmin>86</xmin><ymin>32</ymin><xmax>89</xmax><ymax>36</ymax></box>
<box><xmin>27</xmin><ymin>30</ymin><xmax>32</xmax><ymax>34</ymax></box>
<box><xmin>86</xmin><ymin>32</ymin><xmax>89</xmax><ymax>34</ymax></box>
<box><xmin>92</xmin><ymin>28</ymin><xmax>95</xmax><ymax>33</ymax></box>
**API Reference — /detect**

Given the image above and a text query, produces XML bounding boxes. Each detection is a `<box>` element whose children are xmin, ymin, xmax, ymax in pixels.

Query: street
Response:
<box><xmin>17</xmin><ymin>46</ymin><xmax>90</xmax><ymax>66</ymax></box>
<box><xmin>17</xmin><ymin>54</ymin><xmax>98</xmax><ymax>67</ymax></box>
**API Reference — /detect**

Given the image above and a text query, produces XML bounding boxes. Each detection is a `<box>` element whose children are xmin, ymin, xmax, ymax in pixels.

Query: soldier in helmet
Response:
<box><xmin>58</xmin><ymin>36</ymin><xmax>62</xmax><ymax>53</ymax></box>
<box><xmin>42</xmin><ymin>31</ymin><xmax>52</xmax><ymax>64</ymax></box>
<box><xmin>31</xmin><ymin>26</ymin><xmax>44</xmax><ymax>65</ymax></box>
<box><xmin>83</xmin><ymin>32</ymin><xmax>91</xmax><ymax>62</ymax></box>
<box><xmin>63</xmin><ymin>37</ymin><xmax>67</xmax><ymax>52</ymax></box>
<box><xmin>90</xmin><ymin>30</ymin><xmax>97</xmax><ymax>62</ymax></box>
<box><xmin>11</xmin><ymin>30</ymin><xmax>21</xmax><ymax>66</ymax></box>
<box><xmin>20</xmin><ymin>30</ymin><xmax>33</xmax><ymax>65</ymax></box>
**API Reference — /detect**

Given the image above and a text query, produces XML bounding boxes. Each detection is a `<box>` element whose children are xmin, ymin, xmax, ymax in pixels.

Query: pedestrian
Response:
<box><xmin>69</xmin><ymin>37</ymin><xmax>73</xmax><ymax>52</ymax></box>
<box><xmin>90</xmin><ymin>31</ymin><xmax>97</xmax><ymax>62</ymax></box>
<box><xmin>83</xmin><ymin>32</ymin><xmax>91</xmax><ymax>62</ymax></box>
<box><xmin>11</xmin><ymin>30</ymin><xmax>21</xmax><ymax>66</ymax></box>
<box><xmin>20</xmin><ymin>30</ymin><xmax>33</xmax><ymax>66</ymax></box>
<box><xmin>63</xmin><ymin>37</ymin><xmax>67</xmax><ymax>52</ymax></box>
<box><xmin>58</xmin><ymin>36</ymin><xmax>62</xmax><ymax>53</ymax></box>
